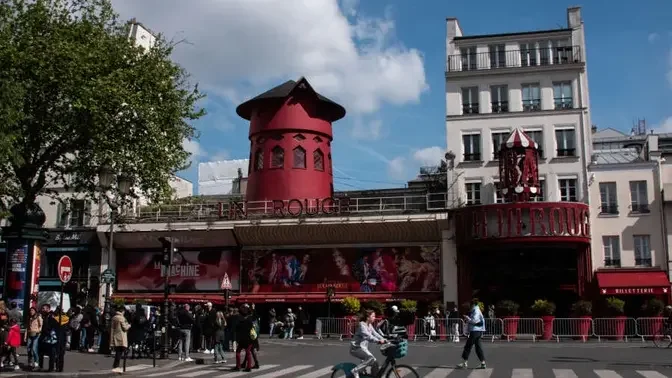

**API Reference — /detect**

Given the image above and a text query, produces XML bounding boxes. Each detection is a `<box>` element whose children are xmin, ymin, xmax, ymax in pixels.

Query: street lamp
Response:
<box><xmin>98</xmin><ymin>164</ymin><xmax>132</xmax><ymax>355</ymax></box>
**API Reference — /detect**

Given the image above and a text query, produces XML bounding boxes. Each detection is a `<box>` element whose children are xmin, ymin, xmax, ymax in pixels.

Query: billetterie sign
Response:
<box><xmin>230</xmin><ymin>197</ymin><xmax>350</xmax><ymax>218</ymax></box>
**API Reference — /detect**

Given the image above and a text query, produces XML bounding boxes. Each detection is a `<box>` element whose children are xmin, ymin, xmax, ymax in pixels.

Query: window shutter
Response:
<box><xmin>83</xmin><ymin>201</ymin><xmax>91</xmax><ymax>226</ymax></box>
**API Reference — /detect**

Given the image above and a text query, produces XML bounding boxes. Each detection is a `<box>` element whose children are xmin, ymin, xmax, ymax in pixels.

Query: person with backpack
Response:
<box><xmin>130</xmin><ymin>304</ymin><xmax>148</xmax><ymax>359</ymax></box>
<box><xmin>234</xmin><ymin>304</ymin><xmax>256</xmax><ymax>372</ymax></box>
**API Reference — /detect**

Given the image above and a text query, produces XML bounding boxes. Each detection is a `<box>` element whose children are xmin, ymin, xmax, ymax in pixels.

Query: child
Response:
<box><xmin>4</xmin><ymin>318</ymin><xmax>20</xmax><ymax>370</ymax></box>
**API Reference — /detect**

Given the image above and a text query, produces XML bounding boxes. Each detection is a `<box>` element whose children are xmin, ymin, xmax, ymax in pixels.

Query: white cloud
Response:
<box><xmin>413</xmin><ymin>146</ymin><xmax>444</xmax><ymax>166</ymax></box>
<box><xmin>183</xmin><ymin>138</ymin><xmax>204</xmax><ymax>157</ymax></box>
<box><xmin>351</xmin><ymin>118</ymin><xmax>383</xmax><ymax>140</ymax></box>
<box><xmin>654</xmin><ymin>117</ymin><xmax>672</xmax><ymax>133</ymax></box>
<box><xmin>111</xmin><ymin>0</ymin><xmax>427</xmax><ymax>115</ymax></box>
<box><xmin>210</xmin><ymin>150</ymin><xmax>231</xmax><ymax>161</ymax></box>
<box><xmin>387</xmin><ymin>156</ymin><xmax>406</xmax><ymax>179</ymax></box>
<box><xmin>648</xmin><ymin>32</ymin><xmax>660</xmax><ymax>43</ymax></box>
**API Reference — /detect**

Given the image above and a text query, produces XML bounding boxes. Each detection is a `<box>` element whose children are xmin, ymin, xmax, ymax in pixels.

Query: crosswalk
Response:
<box><xmin>134</xmin><ymin>363</ymin><xmax>672</xmax><ymax>378</ymax></box>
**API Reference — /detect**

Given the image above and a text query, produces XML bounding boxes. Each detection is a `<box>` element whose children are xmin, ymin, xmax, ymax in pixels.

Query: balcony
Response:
<box><xmin>556</xmin><ymin>148</ymin><xmax>576</xmax><ymax>157</ymax></box>
<box><xmin>599</xmin><ymin>204</ymin><xmax>619</xmax><ymax>215</ymax></box>
<box><xmin>103</xmin><ymin>193</ymin><xmax>449</xmax><ymax>224</ymax></box>
<box><xmin>635</xmin><ymin>258</ymin><xmax>652</xmax><ymax>267</ymax></box>
<box><xmin>447</xmin><ymin>45</ymin><xmax>583</xmax><ymax>73</ymax></box>
<box><xmin>603</xmin><ymin>258</ymin><xmax>621</xmax><ymax>267</ymax></box>
<box><xmin>462</xmin><ymin>103</ymin><xmax>479</xmax><ymax>115</ymax></box>
<box><xmin>522</xmin><ymin>99</ymin><xmax>541</xmax><ymax>112</ymax></box>
<box><xmin>631</xmin><ymin>204</ymin><xmax>650</xmax><ymax>214</ymax></box>
<box><xmin>554</xmin><ymin>98</ymin><xmax>574</xmax><ymax>110</ymax></box>
<box><xmin>463</xmin><ymin>153</ymin><xmax>481</xmax><ymax>162</ymax></box>
<box><xmin>491</xmin><ymin>101</ymin><xmax>509</xmax><ymax>113</ymax></box>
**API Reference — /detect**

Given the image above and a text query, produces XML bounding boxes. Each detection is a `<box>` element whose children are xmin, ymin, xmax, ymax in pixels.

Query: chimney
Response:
<box><xmin>567</xmin><ymin>7</ymin><xmax>582</xmax><ymax>28</ymax></box>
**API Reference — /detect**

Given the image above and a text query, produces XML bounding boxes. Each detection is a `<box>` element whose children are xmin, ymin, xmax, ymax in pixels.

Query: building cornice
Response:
<box><xmin>447</xmin><ymin>108</ymin><xmax>587</xmax><ymax>122</ymax></box>
<box><xmin>453</xmin><ymin>29</ymin><xmax>573</xmax><ymax>46</ymax></box>
<box><xmin>588</xmin><ymin>162</ymin><xmax>656</xmax><ymax>171</ymax></box>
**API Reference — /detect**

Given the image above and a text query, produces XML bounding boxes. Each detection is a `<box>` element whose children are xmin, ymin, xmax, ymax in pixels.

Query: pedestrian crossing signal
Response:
<box><xmin>220</xmin><ymin>273</ymin><xmax>232</xmax><ymax>290</ymax></box>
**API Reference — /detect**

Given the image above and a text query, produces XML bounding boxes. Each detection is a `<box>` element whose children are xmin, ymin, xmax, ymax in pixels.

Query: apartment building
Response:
<box><xmin>446</xmin><ymin>7</ymin><xmax>591</xmax><ymax>206</ymax></box>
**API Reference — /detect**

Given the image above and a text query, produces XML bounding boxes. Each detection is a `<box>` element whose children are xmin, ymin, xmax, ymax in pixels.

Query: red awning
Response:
<box><xmin>235</xmin><ymin>292</ymin><xmax>441</xmax><ymax>304</ymax></box>
<box><xmin>112</xmin><ymin>293</ymin><xmax>227</xmax><ymax>304</ymax></box>
<box><xmin>596</xmin><ymin>270</ymin><xmax>671</xmax><ymax>295</ymax></box>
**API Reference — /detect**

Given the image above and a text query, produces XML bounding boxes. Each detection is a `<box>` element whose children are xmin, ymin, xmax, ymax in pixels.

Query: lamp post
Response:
<box><xmin>98</xmin><ymin>165</ymin><xmax>132</xmax><ymax>355</ymax></box>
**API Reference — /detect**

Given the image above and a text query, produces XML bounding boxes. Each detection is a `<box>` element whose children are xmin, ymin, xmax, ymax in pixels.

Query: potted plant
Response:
<box><xmin>397</xmin><ymin>299</ymin><xmax>417</xmax><ymax>337</ymax></box>
<box><xmin>531</xmin><ymin>299</ymin><xmax>556</xmax><ymax>341</ymax></box>
<box><xmin>361</xmin><ymin>300</ymin><xmax>385</xmax><ymax>317</ymax></box>
<box><xmin>571</xmin><ymin>300</ymin><xmax>593</xmax><ymax>341</ymax></box>
<box><xmin>342</xmin><ymin>296</ymin><xmax>361</xmax><ymax>318</ymax></box>
<box><xmin>604</xmin><ymin>297</ymin><xmax>626</xmax><ymax>340</ymax></box>
<box><xmin>641</xmin><ymin>298</ymin><xmax>665</xmax><ymax>337</ymax></box>
<box><xmin>496</xmin><ymin>300</ymin><xmax>520</xmax><ymax>340</ymax></box>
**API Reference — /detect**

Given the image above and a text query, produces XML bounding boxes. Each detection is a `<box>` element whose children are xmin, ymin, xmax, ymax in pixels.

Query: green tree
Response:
<box><xmin>0</xmin><ymin>0</ymin><xmax>205</xmax><ymax>213</ymax></box>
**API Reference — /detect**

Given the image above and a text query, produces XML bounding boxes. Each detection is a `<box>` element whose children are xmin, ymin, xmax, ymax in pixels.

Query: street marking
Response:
<box><xmin>253</xmin><ymin>365</ymin><xmax>312</xmax><ymax>378</ymax></box>
<box><xmin>178</xmin><ymin>370</ymin><xmax>220</xmax><ymax>378</ymax></box>
<box><xmin>595</xmin><ymin>370</ymin><xmax>625</xmax><ymax>378</ymax></box>
<box><xmin>294</xmin><ymin>367</ymin><xmax>334</xmax><ymax>378</ymax></box>
<box><xmin>146</xmin><ymin>365</ymin><xmax>206</xmax><ymax>377</ymax></box>
<box><xmin>512</xmin><ymin>369</ymin><xmax>534</xmax><ymax>378</ymax></box>
<box><xmin>424</xmin><ymin>368</ymin><xmax>454</xmax><ymax>378</ymax></box>
<box><xmin>637</xmin><ymin>372</ymin><xmax>668</xmax><ymax>378</ymax></box>
<box><xmin>467</xmin><ymin>368</ymin><xmax>493</xmax><ymax>378</ymax></box>
<box><xmin>553</xmin><ymin>369</ymin><xmax>578</xmax><ymax>378</ymax></box>
<box><xmin>214</xmin><ymin>364</ymin><xmax>278</xmax><ymax>377</ymax></box>
<box><xmin>124</xmin><ymin>364</ymin><xmax>153</xmax><ymax>372</ymax></box>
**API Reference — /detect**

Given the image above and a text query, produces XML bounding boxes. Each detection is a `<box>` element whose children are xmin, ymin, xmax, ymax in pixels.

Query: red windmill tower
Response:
<box><xmin>498</xmin><ymin>128</ymin><xmax>541</xmax><ymax>202</ymax></box>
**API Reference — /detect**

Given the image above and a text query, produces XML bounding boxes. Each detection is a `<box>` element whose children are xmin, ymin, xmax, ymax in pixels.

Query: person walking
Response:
<box><xmin>213</xmin><ymin>311</ymin><xmax>227</xmax><ymax>364</ymax></box>
<box><xmin>4</xmin><ymin>318</ymin><xmax>21</xmax><ymax>370</ymax></box>
<box><xmin>267</xmin><ymin>308</ymin><xmax>277</xmax><ymax>338</ymax></box>
<box><xmin>176</xmin><ymin>304</ymin><xmax>194</xmax><ymax>362</ymax></box>
<box><xmin>234</xmin><ymin>305</ymin><xmax>255</xmax><ymax>372</ymax></box>
<box><xmin>456</xmin><ymin>299</ymin><xmax>486</xmax><ymax>369</ymax></box>
<box><xmin>110</xmin><ymin>306</ymin><xmax>131</xmax><ymax>373</ymax></box>
<box><xmin>25</xmin><ymin>307</ymin><xmax>42</xmax><ymax>368</ymax></box>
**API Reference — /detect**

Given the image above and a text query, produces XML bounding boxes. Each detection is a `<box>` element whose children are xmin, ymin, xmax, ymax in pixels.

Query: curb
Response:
<box><xmin>8</xmin><ymin>364</ymin><xmax>156</xmax><ymax>377</ymax></box>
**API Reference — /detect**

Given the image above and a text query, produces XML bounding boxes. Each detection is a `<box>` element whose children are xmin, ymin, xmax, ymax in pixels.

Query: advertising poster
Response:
<box><xmin>5</xmin><ymin>244</ymin><xmax>28</xmax><ymax>310</ymax></box>
<box><xmin>116</xmin><ymin>249</ymin><xmax>240</xmax><ymax>291</ymax></box>
<box><xmin>29</xmin><ymin>244</ymin><xmax>41</xmax><ymax>310</ymax></box>
<box><xmin>241</xmin><ymin>245</ymin><xmax>441</xmax><ymax>293</ymax></box>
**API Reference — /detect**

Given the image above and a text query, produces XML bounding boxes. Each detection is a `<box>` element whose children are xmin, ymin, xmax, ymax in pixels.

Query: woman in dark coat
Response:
<box><xmin>213</xmin><ymin>311</ymin><xmax>227</xmax><ymax>364</ymax></box>
<box><xmin>234</xmin><ymin>305</ymin><xmax>255</xmax><ymax>372</ymax></box>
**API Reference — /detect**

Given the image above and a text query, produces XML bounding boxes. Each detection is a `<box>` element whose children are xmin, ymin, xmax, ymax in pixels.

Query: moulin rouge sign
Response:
<box><xmin>455</xmin><ymin>203</ymin><xmax>591</xmax><ymax>243</ymax></box>
<box><xmin>229</xmin><ymin>197</ymin><xmax>351</xmax><ymax>219</ymax></box>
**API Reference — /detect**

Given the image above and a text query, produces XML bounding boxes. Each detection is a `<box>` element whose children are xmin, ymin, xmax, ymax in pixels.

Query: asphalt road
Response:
<box><xmin>125</xmin><ymin>339</ymin><xmax>672</xmax><ymax>378</ymax></box>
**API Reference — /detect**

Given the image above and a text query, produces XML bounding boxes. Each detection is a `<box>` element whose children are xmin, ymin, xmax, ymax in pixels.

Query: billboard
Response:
<box><xmin>116</xmin><ymin>249</ymin><xmax>240</xmax><ymax>291</ymax></box>
<box><xmin>241</xmin><ymin>245</ymin><xmax>440</xmax><ymax>293</ymax></box>
<box><xmin>4</xmin><ymin>244</ymin><xmax>28</xmax><ymax>310</ymax></box>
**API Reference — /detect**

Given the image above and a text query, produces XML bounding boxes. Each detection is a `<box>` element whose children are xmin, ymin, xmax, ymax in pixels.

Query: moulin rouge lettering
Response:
<box><xmin>230</xmin><ymin>197</ymin><xmax>350</xmax><ymax>219</ymax></box>
<box><xmin>458</xmin><ymin>204</ymin><xmax>590</xmax><ymax>241</ymax></box>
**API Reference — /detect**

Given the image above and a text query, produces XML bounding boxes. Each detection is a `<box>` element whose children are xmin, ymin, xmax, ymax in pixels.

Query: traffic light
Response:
<box><xmin>158</xmin><ymin>237</ymin><xmax>176</xmax><ymax>266</ymax></box>
<box><xmin>326</xmin><ymin>286</ymin><xmax>335</xmax><ymax>299</ymax></box>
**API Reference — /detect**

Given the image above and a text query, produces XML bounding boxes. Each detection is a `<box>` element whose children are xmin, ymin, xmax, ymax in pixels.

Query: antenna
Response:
<box><xmin>633</xmin><ymin>118</ymin><xmax>647</xmax><ymax>136</ymax></box>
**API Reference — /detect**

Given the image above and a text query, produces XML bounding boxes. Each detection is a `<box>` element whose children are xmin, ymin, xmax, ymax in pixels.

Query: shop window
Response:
<box><xmin>254</xmin><ymin>149</ymin><xmax>264</xmax><ymax>171</ymax></box>
<box><xmin>271</xmin><ymin>146</ymin><xmax>284</xmax><ymax>168</ymax></box>
<box><xmin>313</xmin><ymin>136</ymin><xmax>323</xmax><ymax>143</ymax></box>
<box><xmin>293</xmin><ymin>134</ymin><xmax>306</xmax><ymax>141</ymax></box>
<box><xmin>293</xmin><ymin>146</ymin><xmax>306</xmax><ymax>169</ymax></box>
<box><xmin>313</xmin><ymin>149</ymin><xmax>324</xmax><ymax>171</ymax></box>
<box><xmin>40</xmin><ymin>251</ymin><xmax>88</xmax><ymax>279</ymax></box>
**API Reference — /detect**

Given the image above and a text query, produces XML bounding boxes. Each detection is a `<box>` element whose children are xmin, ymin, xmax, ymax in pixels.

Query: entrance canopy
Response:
<box><xmin>596</xmin><ymin>269</ymin><xmax>670</xmax><ymax>295</ymax></box>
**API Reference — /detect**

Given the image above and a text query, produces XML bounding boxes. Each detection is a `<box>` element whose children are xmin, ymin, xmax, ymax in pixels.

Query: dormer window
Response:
<box><xmin>294</xmin><ymin>134</ymin><xmax>306</xmax><ymax>141</ymax></box>
<box><xmin>293</xmin><ymin>146</ymin><xmax>306</xmax><ymax>169</ymax></box>
<box><xmin>254</xmin><ymin>149</ymin><xmax>264</xmax><ymax>171</ymax></box>
<box><xmin>271</xmin><ymin>134</ymin><xmax>283</xmax><ymax>141</ymax></box>
<box><xmin>271</xmin><ymin>146</ymin><xmax>284</xmax><ymax>168</ymax></box>
<box><xmin>313</xmin><ymin>149</ymin><xmax>324</xmax><ymax>171</ymax></box>
<box><xmin>313</xmin><ymin>136</ymin><xmax>323</xmax><ymax>143</ymax></box>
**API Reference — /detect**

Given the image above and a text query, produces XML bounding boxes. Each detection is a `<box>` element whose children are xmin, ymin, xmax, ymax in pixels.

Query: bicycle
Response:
<box><xmin>653</xmin><ymin>320</ymin><xmax>672</xmax><ymax>348</ymax></box>
<box><xmin>330</xmin><ymin>339</ymin><xmax>419</xmax><ymax>378</ymax></box>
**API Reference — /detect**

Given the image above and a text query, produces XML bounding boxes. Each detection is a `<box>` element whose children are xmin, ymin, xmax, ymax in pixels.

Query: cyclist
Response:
<box><xmin>350</xmin><ymin>309</ymin><xmax>388</xmax><ymax>378</ymax></box>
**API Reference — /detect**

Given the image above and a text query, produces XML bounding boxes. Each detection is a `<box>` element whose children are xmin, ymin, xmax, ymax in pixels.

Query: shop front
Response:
<box><xmin>595</xmin><ymin>269</ymin><xmax>671</xmax><ymax>314</ymax></box>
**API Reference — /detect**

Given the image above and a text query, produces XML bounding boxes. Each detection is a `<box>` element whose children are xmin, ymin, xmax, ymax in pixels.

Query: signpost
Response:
<box><xmin>221</xmin><ymin>273</ymin><xmax>232</xmax><ymax>310</ymax></box>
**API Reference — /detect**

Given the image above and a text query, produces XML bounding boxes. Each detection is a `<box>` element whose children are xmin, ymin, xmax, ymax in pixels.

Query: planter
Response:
<box><xmin>612</xmin><ymin>316</ymin><xmax>626</xmax><ymax>341</ymax></box>
<box><xmin>576</xmin><ymin>316</ymin><xmax>592</xmax><ymax>341</ymax></box>
<box><xmin>541</xmin><ymin>315</ymin><xmax>555</xmax><ymax>341</ymax></box>
<box><xmin>502</xmin><ymin>316</ymin><xmax>519</xmax><ymax>340</ymax></box>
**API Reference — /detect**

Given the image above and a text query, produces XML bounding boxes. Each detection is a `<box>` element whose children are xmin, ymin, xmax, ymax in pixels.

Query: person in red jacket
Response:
<box><xmin>4</xmin><ymin>318</ymin><xmax>20</xmax><ymax>370</ymax></box>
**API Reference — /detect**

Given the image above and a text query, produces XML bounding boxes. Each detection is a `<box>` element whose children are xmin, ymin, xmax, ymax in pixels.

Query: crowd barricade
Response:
<box><xmin>635</xmin><ymin>317</ymin><xmax>665</xmax><ymax>341</ymax></box>
<box><xmin>501</xmin><ymin>317</ymin><xmax>542</xmax><ymax>342</ymax></box>
<box><xmin>592</xmin><ymin>317</ymin><xmax>637</xmax><ymax>342</ymax></box>
<box><xmin>315</xmin><ymin>317</ymin><xmax>357</xmax><ymax>340</ymax></box>
<box><xmin>552</xmin><ymin>318</ymin><xmax>594</xmax><ymax>342</ymax></box>
<box><xmin>417</xmin><ymin>318</ymin><xmax>466</xmax><ymax>342</ymax></box>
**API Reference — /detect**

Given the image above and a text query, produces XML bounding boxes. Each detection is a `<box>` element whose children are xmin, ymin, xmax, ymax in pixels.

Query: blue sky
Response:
<box><xmin>116</xmin><ymin>1</ymin><xmax>672</xmax><ymax>193</ymax></box>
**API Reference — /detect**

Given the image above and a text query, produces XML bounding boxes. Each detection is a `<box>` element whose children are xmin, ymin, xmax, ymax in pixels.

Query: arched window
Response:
<box><xmin>313</xmin><ymin>149</ymin><xmax>324</xmax><ymax>171</ymax></box>
<box><xmin>293</xmin><ymin>146</ymin><xmax>306</xmax><ymax>169</ymax></box>
<box><xmin>293</xmin><ymin>134</ymin><xmax>306</xmax><ymax>141</ymax></box>
<box><xmin>254</xmin><ymin>149</ymin><xmax>264</xmax><ymax>171</ymax></box>
<box><xmin>271</xmin><ymin>146</ymin><xmax>284</xmax><ymax>168</ymax></box>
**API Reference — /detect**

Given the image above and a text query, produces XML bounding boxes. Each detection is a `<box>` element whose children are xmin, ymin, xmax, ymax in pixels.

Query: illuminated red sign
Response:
<box><xmin>600</xmin><ymin>287</ymin><xmax>669</xmax><ymax>295</ymax></box>
<box><xmin>229</xmin><ymin>197</ymin><xmax>350</xmax><ymax>219</ymax></box>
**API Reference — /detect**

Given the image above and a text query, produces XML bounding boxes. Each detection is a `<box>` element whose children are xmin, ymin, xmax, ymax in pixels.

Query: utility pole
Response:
<box><xmin>158</xmin><ymin>236</ymin><xmax>176</xmax><ymax>359</ymax></box>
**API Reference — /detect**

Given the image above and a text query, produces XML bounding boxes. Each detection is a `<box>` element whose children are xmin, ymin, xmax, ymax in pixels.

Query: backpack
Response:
<box><xmin>249</xmin><ymin>324</ymin><xmax>258</xmax><ymax>341</ymax></box>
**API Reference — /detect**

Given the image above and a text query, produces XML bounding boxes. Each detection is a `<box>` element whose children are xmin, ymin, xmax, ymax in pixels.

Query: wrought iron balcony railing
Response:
<box><xmin>447</xmin><ymin>45</ymin><xmax>583</xmax><ymax>72</ymax></box>
<box><xmin>101</xmin><ymin>193</ymin><xmax>449</xmax><ymax>224</ymax></box>
<box><xmin>631</xmin><ymin>204</ymin><xmax>650</xmax><ymax>213</ymax></box>
<box><xmin>603</xmin><ymin>258</ymin><xmax>621</xmax><ymax>267</ymax></box>
<box><xmin>635</xmin><ymin>258</ymin><xmax>652</xmax><ymax>267</ymax></box>
<box><xmin>599</xmin><ymin>204</ymin><xmax>619</xmax><ymax>215</ymax></box>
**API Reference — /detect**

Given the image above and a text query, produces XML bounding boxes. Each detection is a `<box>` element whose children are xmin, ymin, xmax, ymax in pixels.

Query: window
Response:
<box><xmin>254</xmin><ymin>149</ymin><xmax>264</xmax><ymax>171</ymax></box>
<box><xmin>525</xmin><ymin>130</ymin><xmax>544</xmax><ymax>158</ymax></box>
<box><xmin>522</xmin><ymin>84</ymin><xmax>541</xmax><ymax>111</ymax></box>
<box><xmin>599</xmin><ymin>182</ymin><xmax>618</xmax><ymax>214</ymax></box>
<box><xmin>558</xmin><ymin>178</ymin><xmax>577</xmax><ymax>202</ymax></box>
<box><xmin>520</xmin><ymin>43</ymin><xmax>538</xmax><ymax>67</ymax></box>
<box><xmin>460</xmin><ymin>47</ymin><xmax>477</xmax><ymax>71</ymax></box>
<box><xmin>292</xmin><ymin>146</ymin><xmax>306</xmax><ymax>169</ymax></box>
<box><xmin>271</xmin><ymin>146</ymin><xmax>284</xmax><ymax>168</ymax></box>
<box><xmin>491</xmin><ymin>132</ymin><xmax>508</xmax><ymax>159</ymax></box>
<box><xmin>313</xmin><ymin>136</ymin><xmax>323</xmax><ymax>143</ymax></box>
<box><xmin>629</xmin><ymin>181</ymin><xmax>649</xmax><ymax>213</ymax></box>
<box><xmin>532</xmin><ymin>179</ymin><xmax>545</xmax><ymax>202</ymax></box>
<box><xmin>328</xmin><ymin>153</ymin><xmax>332</xmax><ymax>174</ymax></box>
<box><xmin>256</xmin><ymin>136</ymin><xmax>266</xmax><ymax>144</ymax></box>
<box><xmin>634</xmin><ymin>235</ymin><xmax>652</xmax><ymax>267</ymax></box>
<box><xmin>461</xmin><ymin>87</ymin><xmax>479</xmax><ymax>114</ymax></box>
<box><xmin>465</xmin><ymin>183</ymin><xmax>481</xmax><ymax>205</ymax></box>
<box><xmin>270</xmin><ymin>134</ymin><xmax>283</xmax><ymax>141</ymax></box>
<box><xmin>494</xmin><ymin>181</ymin><xmax>505</xmax><ymax>203</ymax></box>
<box><xmin>488</xmin><ymin>44</ymin><xmax>506</xmax><ymax>68</ymax></box>
<box><xmin>603</xmin><ymin>236</ymin><xmax>621</xmax><ymax>267</ymax></box>
<box><xmin>57</xmin><ymin>199</ymin><xmax>90</xmax><ymax>227</ymax></box>
<box><xmin>293</xmin><ymin>134</ymin><xmax>306</xmax><ymax>141</ymax></box>
<box><xmin>39</xmin><ymin>251</ymin><xmax>88</xmax><ymax>279</ymax></box>
<box><xmin>553</xmin><ymin>81</ymin><xmax>573</xmax><ymax>109</ymax></box>
<box><xmin>555</xmin><ymin>128</ymin><xmax>576</xmax><ymax>157</ymax></box>
<box><xmin>462</xmin><ymin>134</ymin><xmax>481</xmax><ymax>161</ymax></box>
<box><xmin>313</xmin><ymin>149</ymin><xmax>324</xmax><ymax>171</ymax></box>
<box><xmin>490</xmin><ymin>85</ymin><xmax>508</xmax><ymax>113</ymax></box>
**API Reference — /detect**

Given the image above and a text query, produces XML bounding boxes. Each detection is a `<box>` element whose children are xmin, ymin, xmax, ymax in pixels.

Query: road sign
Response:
<box><xmin>58</xmin><ymin>255</ymin><xmax>73</xmax><ymax>283</ymax></box>
<box><xmin>220</xmin><ymin>273</ymin><xmax>232</xmax><ymax>290</ymax></box>
<box><xmin>101</xmin><ymin>268</ymin><xmax>116</xmax><ymax>284</ymax></box>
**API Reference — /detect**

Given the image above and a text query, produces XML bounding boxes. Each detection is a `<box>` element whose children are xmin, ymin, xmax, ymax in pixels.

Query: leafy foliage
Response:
<box><xmin>605</xmin><ymin>297</ymin><xmax>625</xmax><ymax>316</ymax></box>
<box><xmin>530</xmin><ymin>299</ymin><xmax>556</xmax><ymax>316</ymax></box>
<box><xmin>571</xmin><ymin>300</ymin><xmax>593</xmax><ymax>316</ymax></box>
<box><xmin>0</xmin><ymin>0</ymin><xmax>205</xmax><ymax>210</ymax></box>
<box><xmin>361</xmin><ymin>300</ymin><xmax>385</xmax><ymax>315</ymax></box>
<box><xmin>341</xmin><ymin>296</ymin><xmax>360</xmax><ymax>315</ymax></box>
<box><xmin>642</xmin><ymin>298</ymin><xmax>664</xmax><ymax>316</ymax></box>
<box><xmin>495</xmin><ymin>300</ymin><xmax>519</xmax><ymax>316</ymax></box>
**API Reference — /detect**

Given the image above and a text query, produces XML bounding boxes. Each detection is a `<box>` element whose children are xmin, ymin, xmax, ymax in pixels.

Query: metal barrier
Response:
<box><xmin>314</xmin><ymin>316</ymin><xmax>668</xmax><ymax>342</ymax></box>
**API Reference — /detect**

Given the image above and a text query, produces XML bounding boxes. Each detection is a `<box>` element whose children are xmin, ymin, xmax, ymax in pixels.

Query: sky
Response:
<box><xmin>110</xmin><ymin>0</ymin><xmax>672</xmax><ymax>193</ymax></box>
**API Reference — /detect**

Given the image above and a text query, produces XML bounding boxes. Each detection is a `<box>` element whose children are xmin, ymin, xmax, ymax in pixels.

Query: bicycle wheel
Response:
<box><xmin>652</xmin><ymin>328</ymin><xmax>672</xmax><ymax>348</ymax></box>
<box><xmin>386</xmin><ymin>364</ymin><xmax>420</xmax><ymax>378</ymax></box>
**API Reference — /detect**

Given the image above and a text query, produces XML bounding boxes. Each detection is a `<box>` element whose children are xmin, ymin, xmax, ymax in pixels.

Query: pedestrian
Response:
<box><xmin>283</xmin><ymin>309</ymin><xmax>295</xmax><ymax>339</ymax></box>
<box><xmin>25</xmin><ymin>307</ymin><xmax>42</xmax><ymax>368</ymax></box>
<box><xmin>349</xmin><ymin>309</ymin><xmax>387</xmax><ymax>378</ymax></box>
<box><xmin>213</xmin><ymin>311</ymin><xmax>227</xmax><ymax>364</ymax></box>
<box><xmin>4</xmin><ymin>318</ymin><xmax>20</xmax><ymax>370</ymax></box>
<box><xmin>53</xmin><ymin>307</ymin><xmax>69</xmax><ymax>372</ymax></box>
<box><xmin>202</xmin><ymin>302</ymin><xmax>216</xmax><ymax>354</ymax></box>
<box><xmin>38</xmin><ymin>304</ymin><xmax>58</xmax><ymax>372</ymax></box>
<box><xmin>176</xmin><ymin>304</ymin><xmax>194</xmax><ymax>362</ymax></box>
<box><xmin>456</xmin><ymin>299</ymin><xmax>486</xmax><ymax>369</ymax></box>
<box><xmin>7</xmin><ymin>302</ymin><xmax>21</xmax><ymax>325</ymax></box>
<box><xmin>110</xmin><ymin>305</ymin><xmax>131</xmax><ymax>373</ymax></box>
<box><xmin>234</xmin><ymin>304</ymin><xmax>255</xmax><ymax>372</ymax></box>
<box><xmin>130</xmin><ymin>304</ymin><xmax>148</xmax><ymax>359</ymax></box>
<box><xmin>267</xmin><ymin>308</ymin><xmax>276</xmax><ymax>337</ymax></box>
<box><xmin>296</xmin><ymin>306</ymin><xmax>308</xmax><ymax>339</ymax></box>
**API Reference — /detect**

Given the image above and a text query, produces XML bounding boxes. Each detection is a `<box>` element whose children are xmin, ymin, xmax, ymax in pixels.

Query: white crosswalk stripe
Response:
<box><xmin>133</xmin><ymin>364</ymin><xmax>672</xmax><ymax>378</ymax></box>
